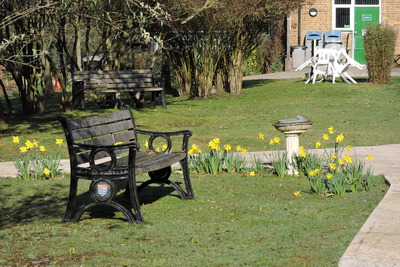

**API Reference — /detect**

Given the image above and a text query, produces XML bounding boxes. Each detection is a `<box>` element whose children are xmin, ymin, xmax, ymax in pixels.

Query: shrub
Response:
<box><xmin>364</xmin><ymin>24</ymin><xmax>397</xmax><ymax>84</ymax></box>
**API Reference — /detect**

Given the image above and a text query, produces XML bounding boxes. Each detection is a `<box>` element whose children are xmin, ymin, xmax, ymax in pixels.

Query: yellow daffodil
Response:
<box><xmin>273</xmin><ymin>137</ymin><xmax>280</xmax><ymax>144</ymax></box>
<box><xmin>39</xmin><ymin>145</ymin><xmax>46</xmax><ymax>152</ymax></box>
<box><xmin>249</xmin><ymin>171</ymin><xmax>256</xmax><ymax>176</ymax></box>
<box><xmin>188</xmin><ymin>149</ymin><xmax>196</xmax><ymax>155</ymax></box>
<box><xmin>328</xmin><ymin>127</ymin><xmax>334</xmax><ymax>134</ymax></box>
<box><xmin>315</xmin><ymin>141</ymin><xmax>321</xmax><ymax>148</ymax></box>
<box><xmin>343</xmin><ymin>154</ymin><xmax>353</xmax><ymax>163</ymax></box>
<box><xmin>346</xmin><ymin>146</ymin><xmax>353</xmax><ymax>151</ymax></box>
<box><xmin>236</xmin><ymin>145</ymin><xmax>242</xmax><ymax>152</ymax></box>
<box><xmin>300</xmin><ymin>151</ymin><xmax>307</xmax><ymax>158</ymax></box>
<box><xmin>212</xmin><ymin>138</ymin><xmax>220</xmax><ymax>144</ymax></box>
<box><xmin>25</xmin><ymin>140</ymin><xmax>34</xmax><ymax>149</ymax></box>
<box><xmin>269</xmin><ymin>139</ymin><xmax>275</xmax><ymax>145</ymax></box>
<box><xmin>299</xmin><ymin>146</ymin><xmax>305</xmax><ymax>152</ymax></box>
<box><xmin>241</xmin><ymin>149</ymin><xmax>248</xmax><ymax>154</ymax></box>
<box><xmin>208</xmin><ymin>141</ymin><xmax>220</xmax><ymax>150</ymax></box>
<box><xmin>258</xmin><ymin>133</ymin><xmax>265</xmax><ymax>140</ymax></box>
<box><xmin>20</xmin><ymin>147</ymin><xmax>28</xmax><ymax>153</ymax></box>
<box><xmin>32</xmin><ymin>140</ymin><xmax>39</xmax><ymax>147</ymax></box>
<box><xmin>336</xmin><ymin>133</ymin><xmax>345</xmax><ymax>143</ymax></box>
<box><xmin>56</xmin><ymin>139</ymin><xmax>63</xmax><ymax>146</ymax></box>
<box><xmin>326</xmin><ymin>173</ymin><xmax>333</xmax><ymax>179</ymax></box>
<box><xmin>224</xmin><ymin>144</ymin><xmax>232</xmax><ymax>151</ymax></box>
<box><xmin>162</xmin><ymin>144</ymin><xmax>168</xmax><ymax>151</ymax></box>
<box><xmin>145</xmin><ymin>141</ymin><xmax>149</xmax><ymax>149</ymax></box>
<box><xmin>12</xmin><ymin>136</ymin><xmax>20</xmax><ymax>144</ymax></box>
<box><xmin>293</xmin><ymin>191</ymin><xmax>301</xmax><ymax>197</ymax></box>
<box><xmin>314</xmin><ymin>169</ymin><xmax>321</xmax><ymax>174</ymax></box>
<box><xmin>309</xmin><ymin>170</ymin><xmax>315</xmax><ymax>176</ymax></box>
<box><xmin>331</xmin><ymin>154</ymin><xmax>337</xmax><ymax>159</ymax></box>
<box><xmin>323</xmin><ymin>134</ymin><xmax>329</xmax><ymax>141</ymax></box>
<box><xmin>329</xmin><ymin>163</ymin><xmax>336</xmax><ymax>170</ymax></box>
<box><xmin>366</xmin><ymin>155</ymin><xmax>373</xmax><ymax>160</ymax></box>
<box><xmin>338</xmin><ymin>159</ymin><xmax>344</xmax><ymax>165</ymax></box>
<box><xmin>43</xmin><ymin>168</ymin><xmax>51</xmax><ymax>176</ymax></box>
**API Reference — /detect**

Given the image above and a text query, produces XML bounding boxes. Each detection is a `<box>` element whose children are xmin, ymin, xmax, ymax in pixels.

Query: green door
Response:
<box><xmin>354</xmin><ymin>7</ymin><xmax>380</xmax><ymax>64</ymax></box>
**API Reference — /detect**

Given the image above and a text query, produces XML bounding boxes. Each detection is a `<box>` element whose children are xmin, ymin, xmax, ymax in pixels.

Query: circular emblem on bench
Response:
<box><xmin>90</xmin><ymin>179</ymin><xmax>116</xmax><ymax>202</ymax></box>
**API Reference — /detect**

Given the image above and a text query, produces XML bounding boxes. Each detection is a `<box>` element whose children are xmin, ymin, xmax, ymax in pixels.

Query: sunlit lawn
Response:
<box><xmin>1</xmin><ymin>76</ymin><xmax>399</xmax><ymax>161</ymax></box>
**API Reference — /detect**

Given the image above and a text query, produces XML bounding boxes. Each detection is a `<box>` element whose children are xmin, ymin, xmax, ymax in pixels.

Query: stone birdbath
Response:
<box><xmin>273</xmin><ymin>116</ymin><xmax>312</xmax><ymax>175</ymax></box>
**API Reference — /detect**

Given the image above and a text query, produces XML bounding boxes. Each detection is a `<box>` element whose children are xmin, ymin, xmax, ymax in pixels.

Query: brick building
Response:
<box><xmin>288</xmin><ymin>0</ymin><xmax>400</xmax><ymax>68</ymax></box>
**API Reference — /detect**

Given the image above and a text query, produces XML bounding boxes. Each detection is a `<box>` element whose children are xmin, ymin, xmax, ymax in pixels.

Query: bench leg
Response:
<box><xmin>161</xmin><ymin>89</ymin><xmax>167</xmax><ymax>109</ymax></box>
<box><xmin>181</xmin><ymin>158</ymin><xmax>195</xmax><ymax>200</ymax></box>
<box><xmin>62</xmin><ymin>175</ymin><xmax>79</xmax><ymax>222</ymax></box>
<box><xmin>127</xmin><ymin>172</ymin><xmax>145</xmax><ymax>223</ymax></box>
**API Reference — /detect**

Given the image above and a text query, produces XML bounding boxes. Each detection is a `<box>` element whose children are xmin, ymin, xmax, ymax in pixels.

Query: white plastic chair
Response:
<box><xmin>332</xmin><ymin>48</ymin><xmax>365</xmax><ymax>84</ymax></box>
<box><xmin>305</xmin><ymin>48</ymin><xmax>338</xmax><ymax>84</ymax></box>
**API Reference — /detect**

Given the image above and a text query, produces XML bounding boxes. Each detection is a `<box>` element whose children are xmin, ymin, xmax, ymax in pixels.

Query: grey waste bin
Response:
<box><xmin>291</xmin><ymin>46</ymin><xmax>307</xmax><ymax>69</ymax></box>
<box><xmin>324</xmin><ymin>30</ymin><xmax>342</xmax><ymax>51</ymax></box>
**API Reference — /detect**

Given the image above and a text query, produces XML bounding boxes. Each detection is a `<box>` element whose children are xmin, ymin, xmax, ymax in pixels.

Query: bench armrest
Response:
<box><xmin>135</xmin><ymin>129</ymin><xmax>192</xmax><ymax>153</ymax></box>
<box><xmin>70</xmin><ymin>141</ymin><xmax>140</xmax><ymax>171</ymax></box>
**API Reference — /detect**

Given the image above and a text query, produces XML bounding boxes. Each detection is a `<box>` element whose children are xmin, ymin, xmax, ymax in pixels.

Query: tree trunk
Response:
<box><xmin>229</xmin><ymin>49</ymin><xmax>244</xmax><ymax>95</ymax></box>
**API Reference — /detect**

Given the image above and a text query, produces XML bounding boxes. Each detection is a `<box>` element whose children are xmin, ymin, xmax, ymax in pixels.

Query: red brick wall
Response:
<box><xmin>290</xmin><ymin>0</ymin><xmax>400</xmax><ymax>55</ymax></box>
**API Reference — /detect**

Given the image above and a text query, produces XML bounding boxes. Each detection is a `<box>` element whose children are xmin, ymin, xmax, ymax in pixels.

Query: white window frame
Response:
<box><xmin>332</xmin><ymin>0</ymin><xmax>381</xmax><ymax>31</ymax></box>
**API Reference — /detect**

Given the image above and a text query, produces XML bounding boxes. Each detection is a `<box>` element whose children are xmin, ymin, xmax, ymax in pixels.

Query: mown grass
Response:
<box><xmin>1</xmin><ymin>76</ymin><xmax>399</xmax><ymax>161</ymax></box>
<box><xmin>0</xmin><ymin>75</ymin><xmax>395</xmax><ymax>265</ymax></box>
<box><xmin>0</xmin><ymin>172</ymin><xmax>388</xmax><ymax>266</ymax></box>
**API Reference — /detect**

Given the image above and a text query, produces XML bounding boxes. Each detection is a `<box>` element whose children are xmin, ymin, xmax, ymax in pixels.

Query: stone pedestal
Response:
<box><xmin>285</xmin><ymin>133</ymin><xmax>301</xmax><ymax>175</ymax></box>
<box><xmin>273</xmin><ymin>118</ymin><xmax>312</xmax><ymax>175</ymax></box>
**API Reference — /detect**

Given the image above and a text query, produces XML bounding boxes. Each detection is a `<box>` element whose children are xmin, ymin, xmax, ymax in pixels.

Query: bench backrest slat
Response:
<box><xmin>71</xmin><ymin>120</ymin><xmax>134</xmax><ymax>141</ymax></box>
<box><xmin>60</xmin><ymin>109</ymin><xmax>137</xmax><ymax>166</ymax></box>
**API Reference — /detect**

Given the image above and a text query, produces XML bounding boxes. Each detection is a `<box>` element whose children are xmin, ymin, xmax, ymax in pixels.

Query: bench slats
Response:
<box><xmin>71</xmin><ymin>120</ymin><xmax>134</xmax><ymax>141</ymax></box>
<box><xmin>68</xmin><ymin>110</ymin><xmax>133</xmax><ymax>130</ymax></box>
<box><xmin>83</xmin><ymin>83</ymin><xmax>158</xmax><ymax>90</ymax></box>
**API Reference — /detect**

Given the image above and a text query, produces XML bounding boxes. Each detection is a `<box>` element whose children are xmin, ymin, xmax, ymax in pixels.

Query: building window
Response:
<box><xmin>335</xmin><ymin>0</ymin><xmax>351</xmax><ymax>4</ymax></box>
<box><xmin>355</xmin><ymin>0</ymin><xmax>379</xmax><ymax>4</ymax></box>
<box><xmin>335</xmin><ymin>8</ymin><xmax>350</xmax><ymax>28</ymax></box>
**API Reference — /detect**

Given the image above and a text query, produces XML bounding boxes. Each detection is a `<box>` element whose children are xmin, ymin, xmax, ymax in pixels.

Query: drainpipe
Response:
<box><xmin>285</xmin><ymin>15</ymin><xmax>291</xmax><ymax>71</ymax></box>
<box><xmin>298</xmin><ymin>7</ymin><xmax>302</xmax><ymax>45</ymax></box>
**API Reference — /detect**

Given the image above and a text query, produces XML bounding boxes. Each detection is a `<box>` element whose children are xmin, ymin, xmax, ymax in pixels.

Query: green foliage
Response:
<box><xmin>364</xmin><ymin>24</ymin><xmax>397</xmax><ymax>84</ymax></box>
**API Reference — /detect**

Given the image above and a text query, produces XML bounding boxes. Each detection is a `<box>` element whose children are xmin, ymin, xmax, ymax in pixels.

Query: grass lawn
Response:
<box><xmin>0</xmin><ymin>76</ymin><xmax>400</xmax><ymax>161</ymax></box>
<box><xmin>0</xmin><ymin>76</ymin><xmax>397</xmax><ymax>265</ymax></box>
<box><xmin>0</xmin><ymin>173</ymin><xmax>388</xmax><ymax>266</ymax></box>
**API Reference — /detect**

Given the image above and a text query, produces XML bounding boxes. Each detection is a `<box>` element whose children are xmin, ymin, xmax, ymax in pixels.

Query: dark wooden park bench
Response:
<box><xmin>58</xmin><ymin>106</ymin><xmax>194</xmax><ymax>223</ymax></box>
<box><xmin>72</xmin><ymin>69</ymin><xmax>166</xmax><ymax>110</ymax></box>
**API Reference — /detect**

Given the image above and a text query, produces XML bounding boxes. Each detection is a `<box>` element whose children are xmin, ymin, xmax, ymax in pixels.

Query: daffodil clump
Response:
<box><xmin>295</xmin><ymin>126</ymin><xmax>373</xmax><ymax>196</ymax></box>
<box><xmin>258</xmin><ymin>133</ymin><xmax>286</xmax><ymax>177</ymax></box>
<box><xmin>188</xmin><ymin>138</ymin><xmax>248</xmax><ymax>174</ymax></box>
<box><xmin>12</xmin><ymin>136</ymin><xmax>63</xmax><ymax>180</ymax></box>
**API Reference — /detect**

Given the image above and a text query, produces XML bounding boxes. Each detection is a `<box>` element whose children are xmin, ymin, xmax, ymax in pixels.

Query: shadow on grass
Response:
<box><xmin>0</xmin><ymin>179</ymin><xmax>181</xmax><ymax>227</ymax></box>
<box><xmin>242</xmin><ymin>79</ymin><xmax>276</xmax><ymax>89</ymax></box>
<box><xmin>0</xmin><ymin>182</ymin><xmax>67</xmax><ymax>228</ymax></box>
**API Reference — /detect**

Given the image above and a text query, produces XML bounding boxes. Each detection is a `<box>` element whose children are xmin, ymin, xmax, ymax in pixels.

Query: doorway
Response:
<box><xmin>354</xmin><ymin>6</ymin><xmax>380</xmax><ymax>63</ymax></box>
